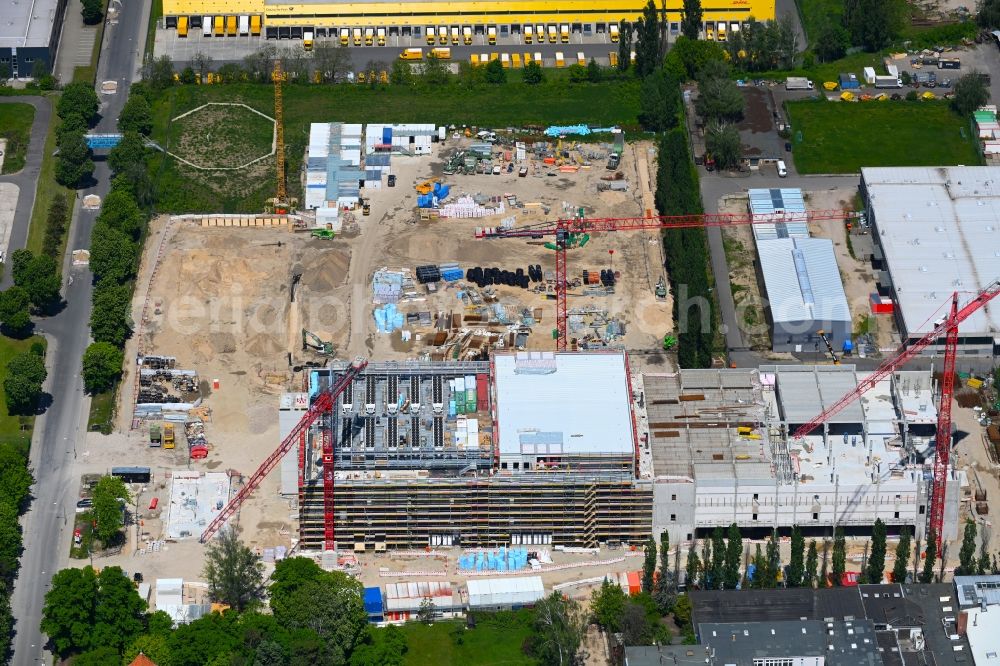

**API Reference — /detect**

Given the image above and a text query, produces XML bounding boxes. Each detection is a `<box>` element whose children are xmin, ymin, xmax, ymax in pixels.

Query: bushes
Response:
<box><xmin>81</xmin><ymin>0</ymin><xmax>103</xmax><ymax>24</ymax></box>
<box><xmin>10</xmin><ymin>249</ymin><xmax>61</xmax><ymax>311</ymax></box>
<box><xmin>43</xmin><ymin>193</ymin><xmax>70</xmax><ymax>257</ymax></box>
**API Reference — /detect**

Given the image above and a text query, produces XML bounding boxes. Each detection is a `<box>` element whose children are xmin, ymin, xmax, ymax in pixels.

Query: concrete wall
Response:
<box><xmin>653</xmin><ymin>478</ymin><xmax>696</xmax><ymax>546</ymax></box>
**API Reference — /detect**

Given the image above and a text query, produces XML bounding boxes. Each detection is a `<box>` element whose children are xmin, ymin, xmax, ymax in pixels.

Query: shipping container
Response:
<box><xmin>938</xmin><ymin>57</ymin><xmax>961</xmax><ymax>69</ymax></box>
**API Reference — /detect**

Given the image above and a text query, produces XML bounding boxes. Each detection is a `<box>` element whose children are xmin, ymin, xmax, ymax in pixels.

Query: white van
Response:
<box><xmin>777</xmin><ymin>160</ymin><xmax>788</xmax><ymax>177</ymax></box>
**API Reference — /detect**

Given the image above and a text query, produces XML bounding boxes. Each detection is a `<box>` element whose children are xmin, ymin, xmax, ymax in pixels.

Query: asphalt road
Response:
<box><xmin>9</xmin><ymin>0</ymin><xmax>150</xmax><ymax>660</ymax></box>
<box><xmin>0</xmin><ymin>96</ymin><xmax>51</xmax><ymax>290</ymax></box>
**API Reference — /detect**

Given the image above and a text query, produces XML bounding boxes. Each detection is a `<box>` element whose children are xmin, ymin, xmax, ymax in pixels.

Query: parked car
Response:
<box><xmin>76</xmin><ymin>498</ymin><xmax>93</xmax><ymax>512</ymax></box>
<box><xmin>777</xmin><ymin>160</ymin><xmax>788</xmax><ymax>178</ymax></box>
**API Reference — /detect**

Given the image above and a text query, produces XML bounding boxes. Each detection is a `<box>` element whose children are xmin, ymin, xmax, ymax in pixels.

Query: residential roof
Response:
<box><xmin>493</xmin><ymin>352</ymin><xmax>634</xmax><ymax>459</ymax></box>
<box><xmin>691</xmin><ymin>588</ymin><xmax>866</xmax><ymax>625</ymax></box>
<box><xmin>466</xmin><ymin>576</ymin><xmax>544</xmax><ymax>607</ymax></box>
<box><xmin>748</xmin><ymin>188</ymin><xmax>809</xmax><ymax>240</ymax></box>
<box><xmin>861</xmin><ymin>166</ymin><xmax>1000</xmax><ymax>341</ymax></box>
<box><xmin>0</xmin><ymin>0</ymin><xmax>59</xmax><ymax>49</ymax></box>
<box><xmin>129</xmin><ymin>655</ymin><xmax>159</xmax><ymax>666</ymax></box>
<box><xmin>757</xmin><ymin>237</ymin><xmax>851</xmax><ymax>325</ymax></box>
<box><xmin>698</xmin><ymin>620</ymin><xmax>881</xmax><ymax>666</ymax></box>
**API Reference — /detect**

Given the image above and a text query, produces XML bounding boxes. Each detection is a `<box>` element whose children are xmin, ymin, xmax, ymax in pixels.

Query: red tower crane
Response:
<box><xmin>482</xmin><ymin>210</ymin><xmax>856</xmax><ymax>351</ymax></box>
<box><xmin>791</xmin><ymin>280</ymin><xmax>1000</xmax><ymax>553</ymax></box>
<box><xmin>200</xmin><ymin>358</ymin><xmax>368</xmax><ymax>544</ymax></box>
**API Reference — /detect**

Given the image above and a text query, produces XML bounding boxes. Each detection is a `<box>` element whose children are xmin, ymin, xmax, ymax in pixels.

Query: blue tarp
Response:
<box><xmin>374</xmin><ymin>304</ymin><xmax>405</xmax><ymax>333</ymax></box>
<box><xmin>544</xmin><ymin>124</ymin><xmax>591</xmax><ymax>137</ymax></box>
<box><xmin>363</xmin><ymin>587</ymin><xmax>383</xmax><ymax>616</ymax></box>
<box><xmin>382</xmin><ymin>127</ymin><xmax>392</xmax><ymax>145</ymax></box>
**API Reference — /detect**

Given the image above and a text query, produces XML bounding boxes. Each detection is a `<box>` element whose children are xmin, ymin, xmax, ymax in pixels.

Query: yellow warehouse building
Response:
<box><xmin>161</xmin><ymin>0</ymin><xmax>774</xmax><ymax>41</ymax></box>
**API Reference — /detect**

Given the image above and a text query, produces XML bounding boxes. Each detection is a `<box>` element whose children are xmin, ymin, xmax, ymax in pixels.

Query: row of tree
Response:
<box><xmin>0</xmin><ymin>442</ymin><xmax>34</xmax><ymax>662</ymax></box>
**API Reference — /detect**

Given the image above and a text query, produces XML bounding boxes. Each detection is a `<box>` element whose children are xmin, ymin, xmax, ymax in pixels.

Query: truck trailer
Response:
<box><xmin>874</xmin><ymin>75</ymin><xmax>902</xmax><ymax>88</ymax></box>
<box><xmin>785</xmin><ymin>77</ymin><xmax>814</xmax><ymax>90</ymax></box>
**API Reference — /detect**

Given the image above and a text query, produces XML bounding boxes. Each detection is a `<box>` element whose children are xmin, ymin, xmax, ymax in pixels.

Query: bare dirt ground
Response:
<box><xmin>93</xmin><ymin>138</ymin><xmax>676</xmax><ymax>585</ymax></box>
<box><xmin>718</xmin><ymin>196</ymin><xmax>771</xmax><ymax>351</ymax></box>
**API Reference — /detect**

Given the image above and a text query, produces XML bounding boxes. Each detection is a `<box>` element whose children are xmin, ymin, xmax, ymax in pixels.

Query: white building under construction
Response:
<box><xmin>647</xmin><ymin>365</ymin><xmax>964</xmax><ymax>545</ymax></box>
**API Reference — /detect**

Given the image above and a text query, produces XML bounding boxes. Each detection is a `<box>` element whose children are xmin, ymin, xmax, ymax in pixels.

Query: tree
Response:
<box><xmin>484</xmin><ymin>58</ymin><xmax>507</xmax><ymax>84</ymax></box>
<box><xmin>124</xmin><ymin>634</ymin><xmax>172</xmax><ymax>666</ymax></box>
<box><xmin>786</xmin><ymin>526</ymin><xmax>805</xmax><ymax>588</ymax></box>
<box><xmin>952</xmin><ymin>71</ymin><xmax>991</xmax><ymax>117</ymax></box>
<box><xmin>831</xmin><ymin>528</ymin><xmax>846</xmax><ymax>586</ymax></box>
<box><xmin>55</xmin><ymin>130</ymin><xmax>95</xmax><ymax>188</ymax></box>
<box><xmin>97</xmin><ymin>188</ymin><xmax>144</xmax><ymax>240</ymax></box>
<box><xmin>642</xmin><ymin>536</ymin><xmax>657</xmax><ymax>593</ymax></box>
<box><xmin>204</xmin><ymin>527</ymin><xmax>265</xmax><ymax>612</ymax></box>
<box><xmin>421</xmin><ymin>56</ymin><xmax>450</xmax><ymax>85</ymax></box>
<box><xmin>638</xmin><ymin>68</ymin><xmax>682</xmax><ymax>131</ymax></box>
<box><xmin>654</xmin><ymin>530</ymin><xmax>675</xmax><ymax>613</ymax></box>
<box><xmin>978</xmin><ymin>538</ymin><xmax>990</xmax><ymax>575</ymax></box>
<box><xmin>92</xmin><ymin>475</ymin><xmax>129</xmax><ymax>544</ymax></box>
<box><xmin>312</xmin><ymin>42</ymin><xmax>351</xmax><ymax>83</ymax></box>
<box><xmin>0</xmin><ymin>287</ymin><xmax>32</xmax><ymax>335</ymax></box>
<box><xmin>11</xmin><ymin>251</ymin><xmax>60</xmax><ymax>310</ymax></box>
<box><xmin>920</xmin><ymin>532</ymin><xmax>937</xmax><ymax>583</ymax></box>
<box><xmin>142</xmin><ymin>55</ymin><xmax>176</xmax><ymax>90</ymax></box>
<box><xmin>73</xmin><ymin>646</ymin><xmax>120</xmax><ymax>665</ymax></box>
<box><xmin>389</xmin><ymin>59</ymin><xmax>414</xmax><ymax>86</ymax></box>
<box><xmin>108</xmin><ymin>131</ymin><xmax>149</xmax><ymax>177</ymax></box>
<box><xmin>82</xmin><ymin>342</ymin><xmax>124</xmax><ymax>393</ymax></box>
<box><xmin>89</xmin><ymin>224</ymin><xmax>138</xmax><ymax>283</ymax></box>
<box><xmin>4</xmin><ymin>351</ymin><xmax>46</xmax><ymax>415</ymax></box>
<box><xmin>91</xmin><ymin>566</ymin><xmax>146</xmax><ymax>651</ymax></box>
<box><xmin>269</xmin><ymin>557</ymin><xmax>367</xmax><ymax>661</ymax></box>
<box><xmin>530</xmin><ymin>592</ymin><xmax>581</xmax><ymax>666</ymax></box>
<box><xmin>118</xmin><ymin>95</ymin><xmax>153</xmax><ymax>135</ymax></box>
<box><xmin>81</xmin><ymin>0</ymin><xmax>103</xmax><ymax>24</ymax></box>
<box><xmin>672</xmin><ymin>593</ymin><xmax>692</xmax><ymax>631</ymax></box>
<box><xmin>590</xmin><ymin>578</ymin><xmax>627</xmax><ymax>632</ymax></box>
<box><xmin>617</xmin><ymin>21</ymin><xmax>633</xmax><ymax>73</ymax></box>
<box><xmin>0</xmin><ymin>445</ymin><xmax>32</xmax><ymax>509</ymax></box>
<box><xmin>191</xmin><ymin>51</ymin><xmax>214</xmax><ymax>82</ymax></box>
<box><xmin>42</xmin><ymin>192</ymin><xmax>70</xmax><ymax>257</ymax></box>
<box><xmin>762</xmin><ymin>530</ymin><xmax>780</xmax><ymax>588</ymax></box>
<box><xmin>814</xmin><ymin>21</ymin><xmax>850</xmax><ymax>62</ymax></box>
<box><xmin>867</xmin><ymin>518</ymin><xmax>887</xmax><ymax>583</ymax></box>
<box><xmin>685</xmin><ymin>544</ymin><xmax>701</xmax><ymax>588</ymax></box>
<box><xmin>681</xmin><ymin>0</ymin><xmax>703</xmax><ymax>40</ymax></box>
<box><xmin>804</xmin><ymin>540</ymin><xmax>818</xmax><ymax>588</ymax></box>
<box><xmin>567</xmin><ymin>64</ymin><xmax>589</xmax><ymax>83</ymax></box>
<box><xmin>843</xmin><ymin>0</ymin><xmax>906</xmax><ymax>51</ymax></box>
<box><xmin>522</xmin><ymin>60</ymin><xmax>544</xmax><ymax>84</ymax></box>
<box><xmin>892</xmin><ymin>527</ymin><xmax>911</xmax><ymax>583</ymax></box>
<box><xmin>90</xmin><ymin>280</ymin><xmax>132</xmax><ymax>347</ymax></box>
<box><xmin>634</xmin><ymin>0</ymin><xmax>664</xmax><ymax>77</ymax></box>
<box><xmin>416</xmin><ymin>596</ymin><xmax>436</xmax><ymax>623</ymax></box>
<box><xmin>959</xmin><ymin>520</ymin><xmax>978</xmax><ymax>575</ymax></box>
<box><xmin>695</xmin><ymin>78</ymin><xmax>745</xmax><ymax>123</ymax></box>
<box><xmin>57</xmin><ymin>82</ymin><xmax>99</xmax><ymax>125</ymax></box>
<box><xmin>0</xmin><ymin>501</ymin><xmax>22</xmax><ymax>580</ymax></box>
<box><xmin>700</xmin><ymin>537</ymin><xmax>712</xmax><ymax>588</ymax></box>
<box><xmin>710</xmin><ymin>527</ymin><xmax>725</xmax><ymax>589</ymax></box>
<box><xmin>41</xmin><ymin>566</ymin><xmax>100</xmax><ymax>656</ymax></box>
<box><xmin>705</xmin><ymin>122</ymin><xmax>741</xmax><ymax>170</ymax></box>
<box><xmin>665</xmin><ymin>35</ymin><xmax>726</xmax><ymax>79</ymax></box>
<box><xmin>723</xmin><ymin>523</ymin><xmax>742</xmax><ymax>590</ymax></box>
<box><xmin>981</xmin><ymin>0</ymin><xmax>1000</xmax><ymax>28</ymax></box>
<box><xmin>587</xmin><ymin>58</ymin><xmax>602</xmax><ymax>83</ymax></box>
<box><xmin>350</xmin><ymin>625</ymin><xmax>407</xmax><ymax>666</ymax></box>
<box><xmin>621</xmin><ymin>602</ymin><xmax>653</xmax><ymax>646</ymax></box>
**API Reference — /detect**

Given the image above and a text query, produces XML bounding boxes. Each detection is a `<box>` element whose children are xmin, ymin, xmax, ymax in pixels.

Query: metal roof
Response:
<box><xmin>757</xmin><ymin>237</ymin><xmax>851</xmax><ymax>325</ymax></box>
<box><xmin>493</xmin><ymin>352</ymin><xmax>634</xmax><ymax>458</ymax></box>
<box><xmin>954</xmin><ymin>574</ymin><xmax>1000</xmax><ymax>606</ymax></box>
<box><xmin>692</xmin><ymin>588</ymin><xmax>866</xmax><ymax>624</ymax></box>
<box><xmin>700</xmin><ymin>620</ymin><xmax>881</xmax><ymax>666</ymax></box>
<box><xmin>862</xmin><ymin>166</ymin><xmax>1000</xmax><ymax>340</ymax></box>
<box><xmin>749</xmin><ymin>188</ymin><xmax>809</xmax><ymax>240</ymax></box>
<box><xmin>0</xmin><ymin>0</ymin><xmax>59</xmax><ymax>48</ymax></box>
<box><xmin>466</xmin><ymin>576</ymin><xmax>544</xmax><ymax>607</ymax></box>
<box><xmin>774</xmin><ymin>366</ymin><xmax>865</xmax><ymax>424</ymax></box>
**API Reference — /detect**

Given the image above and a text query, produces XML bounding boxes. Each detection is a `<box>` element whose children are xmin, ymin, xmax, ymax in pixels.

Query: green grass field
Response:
<box><xmin>148</xmin><ymin>79</ymin><xmax>640</xmax><ymax>212</ymax></box>
<box><xmin>26</xmin><ymin>107</ymin><xmax>74</xmax><ymax>263</ymax></box>
<box><xmin>0</xmin><ymin>103</ymin><xmax>35</xmax><ymax>174</ymax></box>
<box><xmin>0</xmin><ymin>335</ymin><xmax>46</xmax><ymax>454</ymax></box>
<box><xmin>87</xmin><ymin>386</ymin><xmax>116</xmax><ymax>434</ymax></box>
<box><xmin>794</xmin><ymin>0</ymin><xmax>843</xmax><ymax>41</ymax></box>
<box><xmin>399</xmin><ymin>613</ymin><xmax>537</xmax><ymax>666</ymax></box>
<box><xmin>785</xmin><ymin>99</ymin><xmax>981</xmax><ymax>174</ymax></box>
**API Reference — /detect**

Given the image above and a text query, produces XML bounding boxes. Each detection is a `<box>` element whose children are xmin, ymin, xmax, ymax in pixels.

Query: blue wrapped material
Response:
<box><xmin>544</xmin><ymin>124</ymin><xmax>591</xmax><ymax>137</ymax></box>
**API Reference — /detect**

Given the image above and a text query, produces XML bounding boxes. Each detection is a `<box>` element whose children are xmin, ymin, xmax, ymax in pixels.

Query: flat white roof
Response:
<box><xmin>0</xmin><ymin>0</ymin><xmax>59</xmax><ymax>48</ymax></box>
<box><xmin>467</xmin><ymin>576</ymin><xmax>544</xmax><ymax>607</ymax></box>
<box><xmin>862</xmin><ymin>166</ymin><xmax>1000</xmax><ymax>340</ymax></box>
<box><xmin>964</xmin><ymin>605</ymin><xmax>1000</xmax><ymax>665</ymax></box>
<box><xmin>493</xmin><ymin>352</ymin><xmax>634</xmax><ymax>458</ymax></box>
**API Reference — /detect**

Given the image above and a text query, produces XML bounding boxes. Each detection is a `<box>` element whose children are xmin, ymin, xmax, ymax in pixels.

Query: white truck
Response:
<box><xmin>874</xmin><ymin>75</ymin><xmax>902</xmax><ymax>88</ymax></box>
<box><xmin>785</xmin><ymin>77</ymin><xmax>814</xmax><ymax>90</ymax></box>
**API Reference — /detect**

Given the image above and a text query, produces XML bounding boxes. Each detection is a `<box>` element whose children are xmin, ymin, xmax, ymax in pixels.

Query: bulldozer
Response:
<box><xmin>655</xmin><ymin>277</ymin><xmax>667</xmax><ymax>300</ymax></box>
<box><xmin>302</xmin><ymin>329</ymin><xmax>334</xmax><ymax>356</ymax></box>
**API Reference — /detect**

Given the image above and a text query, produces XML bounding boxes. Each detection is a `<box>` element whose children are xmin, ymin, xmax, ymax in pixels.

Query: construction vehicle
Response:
<box><xmin>662</xmin><ymin>335</ymin><xmax>677</xmax><ymax>351</ymax></box>
<box><xmin>415</xmin><ymin>179</ymin><xmax>436</xmax><ymax>194</ymax></box>
<box><xmin>200</xmin><ymin>358</ymin><xmax>369</xmax><ymax>544</ymax></box>
<box><xmin>816</xmin><ymin>329</ymin><xmax>840</xmax><ymax>364</ymax></box>
<box><xmin>362</xmin><ymin>199</ymin><xmax>371</xmax><ymax>216</ymax></box>
<box><xmin>163</xmin><ymin>424</ymin><xmax>175</xmax><ymax>449</ymax></box>
<box><xmin>655</xmin><ymin>277</ymin><xmax>666</xmax><ymax>299</ymax></box>
<box><xmin>481</xmin><ymin>209</ymin><xmax>861</xmax><ymax>351</ymax></box>
<box><xmin>311</xmin><ymin>229</ymin><xmax>335</xmax><ymax>239</ymax></box>
<box><xmin>302</xmin><ymin>329</ymin><xmax>335</xmax><ymax>355</ymax></box>
<box><xmin>149</xmin><ymin>424</ymin><xmax>162</xmax><ymax>447</ymax></box>
<box><xmin>793</xmin><ymin>281</ymin><xmax>1000</xmax><ymax>556</ymax></box>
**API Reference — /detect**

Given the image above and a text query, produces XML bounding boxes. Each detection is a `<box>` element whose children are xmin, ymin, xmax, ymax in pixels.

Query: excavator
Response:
<box><xmin>817</xmin><ymin>329</ymin><xmax>840</xmax><ymax>365</ymax></box>
<box><xmin>302</xmin><ymin>329</ymin><xmax>334</xmax><ymax>356</ymax></box>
